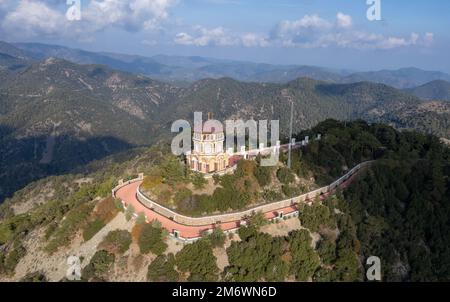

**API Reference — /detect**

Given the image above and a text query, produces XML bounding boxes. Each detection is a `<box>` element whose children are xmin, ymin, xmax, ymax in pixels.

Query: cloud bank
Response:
<box><xmin>175</xmin><ymin>12</ymin><xmax>434</xmax><ymax>50</ymax></box>
<box><xmin>1</xmin><ymin>0</ymin><xmax>177</xmax><ymax>39</ymax></box>
<box><xmin>0</xmin><ymin>2</ymin><xmax>434</xmax><ymax>51</ymax></box>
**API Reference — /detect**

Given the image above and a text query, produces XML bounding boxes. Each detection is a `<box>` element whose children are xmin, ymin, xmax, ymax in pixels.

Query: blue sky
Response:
<box><xmin>1</xmin><ymin>0</ymin><xmax>449</xmax><ymax>72</ymax></box>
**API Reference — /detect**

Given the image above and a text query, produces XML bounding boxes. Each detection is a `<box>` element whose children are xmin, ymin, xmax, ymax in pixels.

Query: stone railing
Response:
<box><xmin>134</xmin><ymin>161</ymin><xmax>373</xmax><ymax>227</ymax></box>
<box><xmin>111</xmin><ymin>173</ymin><xmax>144</xmax><ymax>198</ymax></box>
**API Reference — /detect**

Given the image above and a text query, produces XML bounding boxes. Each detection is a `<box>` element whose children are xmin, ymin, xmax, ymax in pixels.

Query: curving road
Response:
<box><xmin>114</xmin><ymin>167</ymin><xmax>361</xmax><ymax>240</ymax></box>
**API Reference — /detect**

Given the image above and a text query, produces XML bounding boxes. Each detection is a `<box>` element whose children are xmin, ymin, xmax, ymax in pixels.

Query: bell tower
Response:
<box><xmin>186</xmin><ymin>113</ymin><xmax>229</xmax><ymax>174</ymax></box>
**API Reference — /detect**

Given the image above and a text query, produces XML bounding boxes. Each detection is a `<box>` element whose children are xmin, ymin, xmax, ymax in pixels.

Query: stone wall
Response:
<box><xmin>130</xmin><ymin>161</ymin><xmax>372</xmax><ymax>226</ymax></box>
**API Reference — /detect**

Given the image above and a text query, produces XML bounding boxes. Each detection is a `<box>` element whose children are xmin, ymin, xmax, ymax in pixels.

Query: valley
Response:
<box><xmin>1</xmin><ymin>41</ymin><xmax>450</xmax><ymax>202</ymax></box>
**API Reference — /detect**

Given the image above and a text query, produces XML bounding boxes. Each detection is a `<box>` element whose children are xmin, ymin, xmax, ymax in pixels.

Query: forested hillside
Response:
<box><xmin>0</xmin><ymin>120</ymin><xmax>448</xmax><ymax>281</ymax></box>
<box><xmin>1</xmin><ymin>41</ymin><xmax>450</xmax><ymax>203</ymax></box>
<box><xmin>406</xmin><ymin>80</ymin><xmax>450</xmax><ymax>101</ymax></box>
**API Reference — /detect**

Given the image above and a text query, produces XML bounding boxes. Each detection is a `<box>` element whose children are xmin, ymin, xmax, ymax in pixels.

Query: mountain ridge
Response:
<box><xmin>406</xmin><ymin>80</ymin><xmax>450</xmax><ymax>101</ymax></box>
<box><xmin>1</xmin><ymin>42</ymin><xmax>449</xmax><ymax>203</ymax></box>
<box><xmin>9</xmin><ymin>41</ymin><xmax>450</xmax><ymax>88</ymax></box>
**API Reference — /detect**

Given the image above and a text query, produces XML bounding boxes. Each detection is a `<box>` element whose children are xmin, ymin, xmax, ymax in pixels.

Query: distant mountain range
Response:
<box><xmin>405</xmin><ymin>80</ymin><xmax>450</xmax><ymax>101</ymax></box>
<box><xmin>1</xmin><ymin>40</ymin><xmax>449</xmax><ymax>202</ymax></box>
<box><xmin>8</xmin><ymin>41</ymin><xmax>450</xmax><ymax>89</ymax></box>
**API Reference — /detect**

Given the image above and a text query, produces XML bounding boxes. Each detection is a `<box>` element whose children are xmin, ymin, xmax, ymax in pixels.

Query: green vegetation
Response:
<box><xmin>298</xmin><ymin>203</ymin><xmax>336</xmax><ymax>233</ymax></box>
<box><xmin>203</xmin><ymin>228</ymin><xmax>226</xmax><ymax>248</ymax></box>
<box><xmin>0</xmin><ymin>144</ymin><xmax>169</xmax><ymax>273</ymax></box>
<box><xmin>176</xmin><ymin>239</ymin><xmax>219</xmax><ymax>281</ymax></box>
<box><xmin>20</xmin><ymin>271</ymin><xmax>47</xmax><ymax>282</ymax></box>
<box><xmin>125</xmin><ymin>204</ymin><xmax>135</xmax><ymax>221</ymax></box>
<box><xmin>138</xmin><ymin>223</ymin><xmax>168</xmax><ymax>255</ymax></box>
<box><xmin>248</xmin><ymin>212</ymin><xmax>269</xmax><ymax>228</ymax></box>
<box><xmin>191</xmin><ymin>172</ymin><xmax>207</xmax><ymax>189</ymax></box>
<box><xmin>1</xmin><ymin>119</ymin><xmax>449</xmax><ymax>281</ymax></box>
<box><xmin>288</xmin><ymin>230</ymin><xmax>320</xmax><ymax>281</ymax></box>
<box><xmin>316</xmin><ymin>237</ymin><xmax>336</xmax><ymax>266</ymax></box>
<box><xmin>147</xmin><ymin>254</ymin><xmax>179</xmax><ymax>282</ymax></box>
<box><xmin>45</xmin><ymin>203</ymin><xmax>94</xmax><ymax>254</ymax></box>
<box><xmin>135</xmin><ymin>212</ymin><xmax>146</xmax><ymax>225</ymax></box>
<box><xmin>276</xmin><ymin>167</ymin><xmax>295</xmax><ymax>184</ymax></box>
<box><xmin>0</xmin><ymin>241</ymin><xmax>26</xmax><ymax>275</ymax></box>
<box><xmin>253</xmin><ymin>158</ymin><xmax>273</xmax><ymax>187</ymax></box>
<box><xmin>177</xmin><ymin>160</ymin><xmax>265</xmax><ymax>215</ymax></box>
<box><xmin>113</xmin><ymin>198</ymin><xmax>124</xmax><ymax>212</ymax></box>
<box><xmin>99</xmin><ymin>230</ymin><xmax>132</xmax><ymax>255</ymax></box>
<box><xmin>226</xmin><ymin>227</ymin><xmax>288</xmax><ymax>281</ymax></box>
<box><xmin>82</xmin><ymin>250</ymin><xmax>115</xmax><ymax>281</ymax></box>
<box><xmin>82</xmin><ymin>219</ymin><xmax>105</xmax><ymax>242</ymax></box>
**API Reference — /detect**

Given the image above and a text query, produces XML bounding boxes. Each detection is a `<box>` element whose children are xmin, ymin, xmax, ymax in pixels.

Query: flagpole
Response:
<box><xmin>288</xmin><ymin>100</ymin><xmax>294</xmax><ymax>169</ymax></box>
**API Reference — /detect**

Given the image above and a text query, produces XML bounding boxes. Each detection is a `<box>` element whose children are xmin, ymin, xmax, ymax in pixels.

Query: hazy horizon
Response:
<box><xmin>1</xmin><ymin>1</ymin><xmax>449</xmax><ymax>72</ymax></box>
<box><xmin>5</xmin><ymin>39</ymin><xmax>450</xmax><ymax>76</ymax></box>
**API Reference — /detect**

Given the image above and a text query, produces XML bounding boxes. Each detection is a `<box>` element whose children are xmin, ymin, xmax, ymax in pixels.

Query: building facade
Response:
<box><xmin>186</xmin><ymin>116</ymin><xmax>230</xmax><ymax>174</ymax></box>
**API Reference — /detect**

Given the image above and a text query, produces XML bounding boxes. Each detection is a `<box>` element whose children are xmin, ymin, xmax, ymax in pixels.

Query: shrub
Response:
<box><xmin>288</xmin><ymin>230</ymin><xmax>320</xmax><ymax>281</ymax></box>
<box><xmin>82</xmin><ymin>250</ymin><xmax>115</xmax><ymax>281</ymax></box>
<box><xmin>94</xmin><ymin>197</ymin><xmax>119</xmax><ymax>223</ymax></box>
<box><xmin>176</xmin><ymin>239</ymin><xmax>219</xmax><ymax>281</ymax></box>
<box><xmin>276</xmin><ymin>167</ymin><xmax>295</xmax><ymax>184</ymax></box>
<box><xmin>113</xmin><ymin>198</ymin><xmax>124</xmax><ymax>212</ymax></box>
<box><xmin>160</xmin><ymin>156</ymin><xmax>186</xmax><ymax>185</ymax></box>
<box><xmin>147</xmin><ymin>254</ymin><xmax>179</xmax><ymax>282</ymax></box>
<box><xmin>207</xmin><ymin>228</ymin><xmax>226</xmax><ymax>248</ymax></box>
<box><xmin>317</xmin><ymin>238</ymin><xmax>337</xmax><ymax>265</ymax></box>
<box><xmin>138</xmin><ymin>223</ymin><xmax>167</xmax><ymax>255</ymax></box>
<box><xmin>212</xmin><ymin>174</ymin><xmax>221</xmax><ymax>185</ymax></box>
<box><xmin>141</xmin><ymin>175</ymin><xmax>163</xmax><ymax>191</ymax></box>
<box><xmin>150</xmin><ymin>219</ymin><xmax>162</xmax><ymax>229</ymax></box>
<box><xmin>226</xmin><ymin>230</ymin><xmax>288</xmax><ymax>281</ymax></box>
<box><xmin>125</xmin><ymin>204</ymin><xmax>135</xmax><ymax>221</ymax></box>
<box><xmin>2</xmin><ymin>243</ymin><xmax>26</xmax><ymax>274</ymax></box>
<box><xmin>191</xmin><ymin>173</ymin><xmax>207</xmax><ymax>190</ymax></box>
<box><xmin>136</xmin><ymin>212</ymin><xmax>146</xmax><ymax>225</ymax></box>
<box><xmin>281</xmin><ymin>185</ymin><xmax>302</xmax><ymax>198</ymax></box>
<box><xmin>299</xmin><ymin>203</ymin><xmax>335</xmax><ymax>233</ymax></box>
<box><xmin>100</xmin><ymin>230</ymin><xmax>132</xmax><ymax>254</ymax></box>
<box><xmin>45</xmin><ymin>203</ymin><xmax>94</xmax><ymax>254</ymax></box>
<box><xmin>83</xmin><ymin>219</ymin><xmax>105</xmax><ymax>241</ymax></box>
<box><xmin>262</xmin><ymin>190</ymin><xmax>283</xmax><ymax>202</ymax></box>
<box><xmin>248</xmin><ymin>212</ymin><xmax>268</xmax><ymax>228</ymax></box>
<box><xmin>254</xmin><ymin>166</ymin><xmax>272</xmax><ymax>187</ymax></box>
<box><xmin>174</xmin><ymin>188</ymin><xmax>192</xmax><ymax>206</ymax></box>
<box><xmin>20</xmin><ymin>271</ymin><xmax>47</xmax><ymax>282</ymax></box>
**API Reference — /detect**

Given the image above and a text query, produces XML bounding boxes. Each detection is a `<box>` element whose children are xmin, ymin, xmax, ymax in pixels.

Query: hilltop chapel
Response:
<box><xmin>186</xmin><ymin>113</ymin><xmax>230</xmax><ymax>174</ymax></box>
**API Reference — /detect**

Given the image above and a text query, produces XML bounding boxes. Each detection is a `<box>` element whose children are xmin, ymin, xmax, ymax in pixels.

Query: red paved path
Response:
<box><xmin>115</xmin><ymin>170</ymin><xmax>360</xmax><ymax>239</ymax></box>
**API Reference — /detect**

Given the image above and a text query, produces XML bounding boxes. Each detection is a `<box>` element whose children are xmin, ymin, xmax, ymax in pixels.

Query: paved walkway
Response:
<box><xmin>115</xmin><ymin>168</ymin><xmax>361</xmax><ymax>239</ymax></box>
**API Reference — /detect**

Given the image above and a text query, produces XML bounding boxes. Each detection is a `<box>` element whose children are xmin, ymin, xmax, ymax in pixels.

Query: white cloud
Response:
<box><xmin>0</xmin><ymin>3</ymin><xmax>435</xmax><ymax>51</ymax></box>
<box><xmin>272</xmin><ymin>14</ymin><xmax>331</xmax><ymax>41</ymax></box>
<box><xmin>241</xmin><ymin>33</ymin><xmax>269</xmax><ymax>47</ymax></box>
<box><xmin>424</xmin><ymin>32</ymin><xmax>434</xmax><ymax>46</ymax></box>
<box><xmin>174</xmin><ymin>25</ymin><xmax>268</xmax><ymax>47</ymax></box>
<box><xmin>84</xmin><ymin>0</ymin><xmax>177</xmax><ymax>31</ymax></box>
<box><xmin>336</xmin><ymin>12</ymin><xmax>352</xmax><ymax>29</ymax></box>
<box><xmin>174</xmin><ymin>26</ymin><xmax>237</xmax><ymax>46</ymax></box>
<box><xmin>1</xmin><ymin>0</ymin><xmax>177</xmax><ymax>39</ymax></box>
<box><xmin>2</xmin><ymin>0</ymin><xmax>67</xmax><ymax>38</ymax></box>
<box><xmin>270</xmin><ymin>12</ymin><xmax>434</xmax><ymax>50</ymax></box>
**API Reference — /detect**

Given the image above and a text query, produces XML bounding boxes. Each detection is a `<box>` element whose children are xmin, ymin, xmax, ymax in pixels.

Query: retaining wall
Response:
<box><xmin>116</xmin><ymin>161</ymin><xmax>373</xmax><ymax>227</ymax></box>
